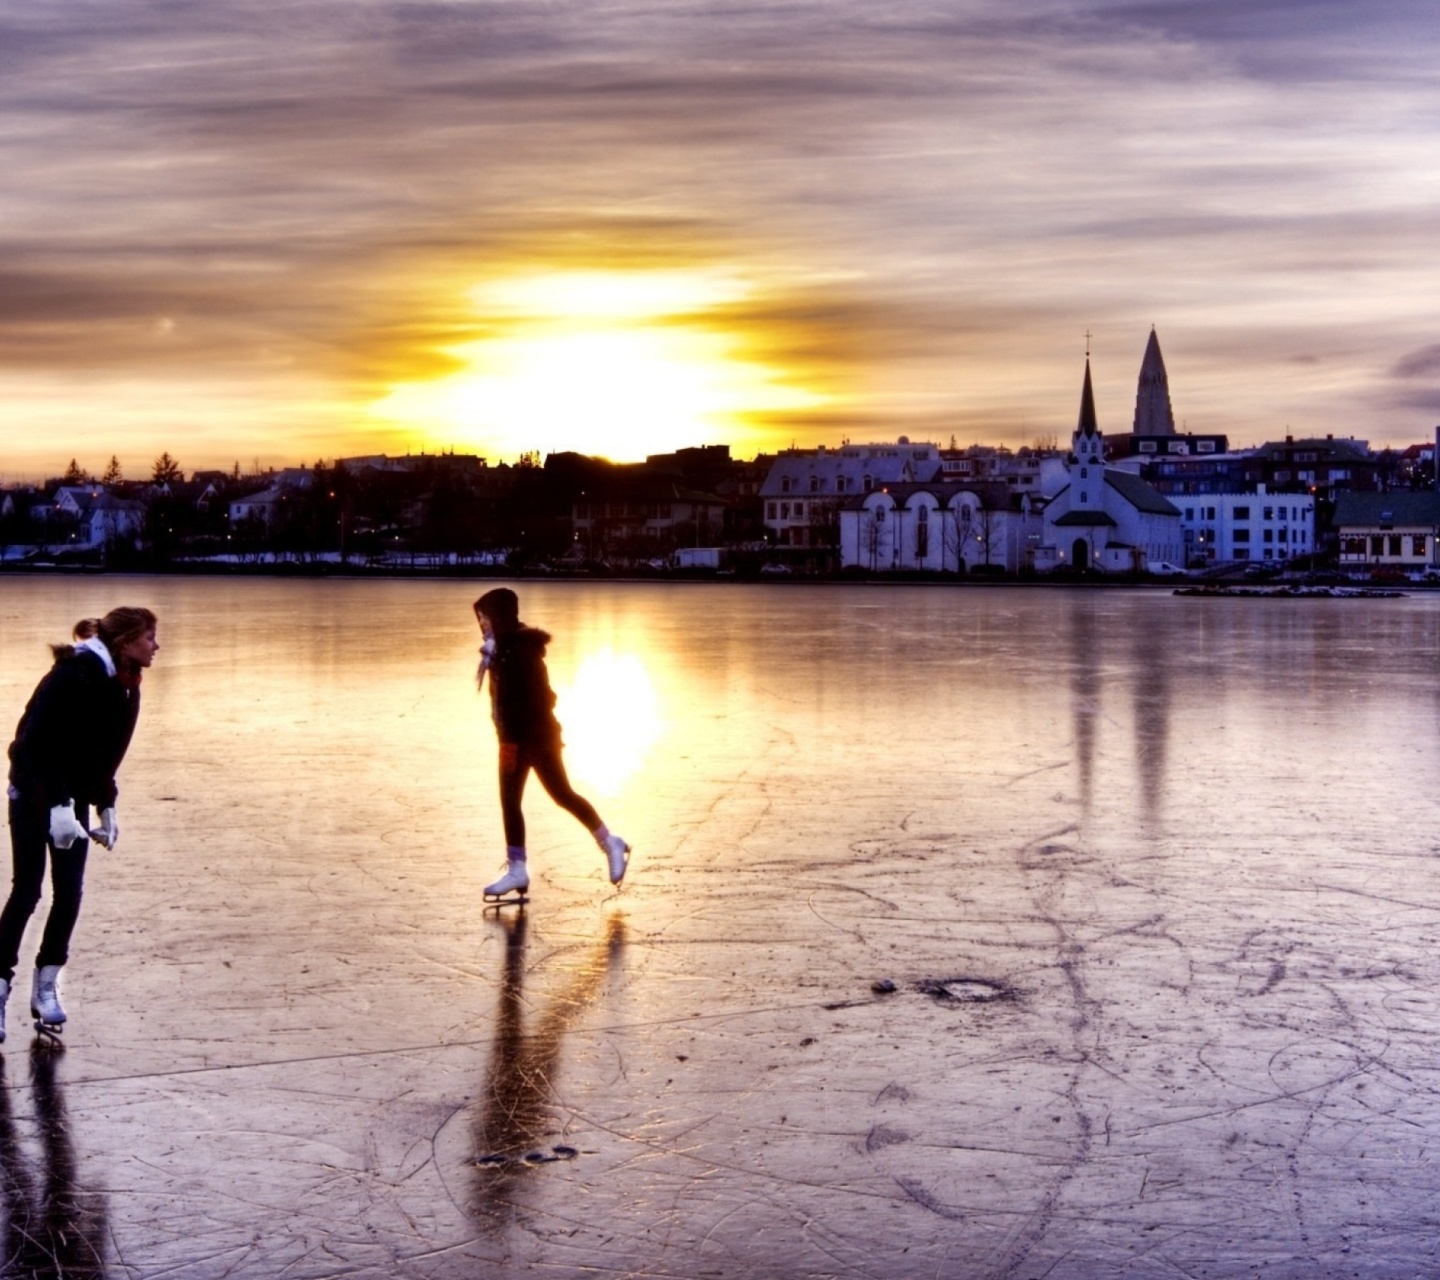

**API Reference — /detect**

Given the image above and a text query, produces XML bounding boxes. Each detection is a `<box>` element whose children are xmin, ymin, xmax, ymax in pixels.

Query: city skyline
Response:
<box><xmin>3</xmin><ymin>2</ymin><xmax>1438</xmax><ymax>478</ymax></box>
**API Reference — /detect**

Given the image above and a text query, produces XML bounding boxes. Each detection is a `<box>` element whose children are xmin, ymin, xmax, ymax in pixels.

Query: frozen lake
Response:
<box><xmin>1</xmin><ymin>575</ymin><xmax>1439</xmax><ymax>1278</ymax></box>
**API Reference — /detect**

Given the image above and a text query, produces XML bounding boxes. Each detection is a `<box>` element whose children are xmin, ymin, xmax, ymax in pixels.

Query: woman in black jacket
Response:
<box><xmin>1</xmin><ymin>606</ymin><xmax>158</xmax><ymax>1040</ymax></box>
<box><xmin>474</xmin><ymin>588</ymin><xmax>629</xmax><ymax>901</ymax></box>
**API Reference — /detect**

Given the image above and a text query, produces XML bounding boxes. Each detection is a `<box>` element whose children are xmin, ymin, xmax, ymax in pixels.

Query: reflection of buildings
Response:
<box><xmin>472</xmin><ymin>912</ymin><xmax>626</xmax><ymax>1228</ymax></box>
<box><xmin>1066</xmin><ymin>596</ymin><xmax>1174</xmax><ymax>823</ymax></box>
<box><xmin>0</xmin><ymin>1049</ymin><xmax>108</xmax><ymax>1278</ymax></box>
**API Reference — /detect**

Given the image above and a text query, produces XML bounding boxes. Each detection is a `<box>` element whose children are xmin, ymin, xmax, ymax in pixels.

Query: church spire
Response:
<box><xmin>1077</xmin><ymin>357</ymin><xmax>1100</xmax><ymax>439</ymax></box>
<box><xmin>1133</xmin><ymin>327</ymin><xmax>1176</xmax><ymax>436</ymax></box>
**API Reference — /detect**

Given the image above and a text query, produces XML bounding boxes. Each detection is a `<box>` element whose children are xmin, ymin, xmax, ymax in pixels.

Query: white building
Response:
<box><xmin>1038</xmin><ymin>358</ymin><xmax>1185</xmax><ymax>572</ymax></box>
<box><xmin>760</xmin><ymin>440</ymin><xmax>943</xmax><ymax>548</ymax></box>
<box><xmin>1173</xmin><ymin>485</ymin><xmax>1315</xmax><ymax>565</ymax></box>
<box><xmin>837</xmin><ymin>481</ymin><xmax>1044</xmax><ymax>573</ymax></box>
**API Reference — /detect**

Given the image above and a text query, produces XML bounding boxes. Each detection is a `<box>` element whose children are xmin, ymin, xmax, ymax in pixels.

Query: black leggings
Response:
<box><xmin>499</xmin><ymin>738</ymin><xmax>601</xmax><ymax>848</ymax></box>
<box><xmin>0</xmin><ymin>797</ymin><xmax>90</xmax><ymax>985</ymax></box>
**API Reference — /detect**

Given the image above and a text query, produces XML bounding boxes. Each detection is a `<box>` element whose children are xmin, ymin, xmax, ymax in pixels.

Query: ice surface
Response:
<box><xmin>1</xmin><ymin>577</ymin><xmax>1439</xmax><ymax>1277</ymax></box>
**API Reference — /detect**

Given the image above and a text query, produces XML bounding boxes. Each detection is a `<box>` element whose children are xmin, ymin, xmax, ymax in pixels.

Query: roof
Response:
<box><xmin>1333</xmin><ymin>491</ymin><xmax>1440</xmax><ymax>528</ymax></box>
<box><xmin>760</xmin><ymin>444</ymin><xmax>943</xmax><ymax>497</ymax></box>
<box><xmin>1053</xmin><ymin>510</ymin><xmax>1118</xmax><ymax>527</ymax></box>
<box><xmin>837</xmin><ymin>480</ymin><xmax>1023</xmax><ymax>513</ymax></box>
<box><xmin>1252</xmin><ymin>437</ymin><xmax>1372</xmax><ymax>463</ymax></box>
<box><xmin>1104</xmin><ymin>469</ymin><xmax>1180</xmax><ymax>516</ymax></box>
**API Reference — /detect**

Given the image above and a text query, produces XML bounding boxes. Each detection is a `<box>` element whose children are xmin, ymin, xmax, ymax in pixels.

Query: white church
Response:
<box><xmin>1036</xmin><ymin>347</ymin><xmax>1185</xmax><ymax>573</ymax></box>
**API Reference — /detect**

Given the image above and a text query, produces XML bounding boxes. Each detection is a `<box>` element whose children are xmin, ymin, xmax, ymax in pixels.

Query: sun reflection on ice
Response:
<box><xmin>554</xmin><ymin>648</ymin><xmax>662</xmax><ymax>797</ymax></box>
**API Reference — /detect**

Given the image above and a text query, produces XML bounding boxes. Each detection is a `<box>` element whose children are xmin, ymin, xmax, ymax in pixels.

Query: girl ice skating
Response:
<box><xmin>473</xmin><ymin>588</ymin><xmax>629</xmax><ymax>902</ymax></box>
<box><xmin>0</xmin><ymin>607</ymin><xmax>159</xmax><ymax>1041</ymax></box>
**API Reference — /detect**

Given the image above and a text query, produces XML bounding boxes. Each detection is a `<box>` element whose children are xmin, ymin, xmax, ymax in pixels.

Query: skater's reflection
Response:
<box><xmin>472</xmin><ymin>910</ymin><xmax>626</xmax><ymax>1227</ymax></box>
<box><xmin>0</xmin><ymin>1049</ymin><xmax>108</xmax><ymax>1277</ymax></box>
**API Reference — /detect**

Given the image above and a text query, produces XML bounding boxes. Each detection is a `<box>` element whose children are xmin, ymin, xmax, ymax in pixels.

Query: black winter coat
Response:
<box><xmin>8</xmin><ymin>646</ymin><xmax>140</xmax><ymax>810</ymax></box>
<box><xmin>487</xmin><ymin>626</ymin><xmax>560</xmax><ymax>745</ymax></box>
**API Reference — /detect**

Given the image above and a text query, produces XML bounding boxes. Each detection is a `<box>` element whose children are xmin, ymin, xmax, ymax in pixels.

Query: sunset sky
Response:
<box><xmin>2</xmin><ymin>1</ymin><xmax>1438</xmax><ymax>480</ymax></box>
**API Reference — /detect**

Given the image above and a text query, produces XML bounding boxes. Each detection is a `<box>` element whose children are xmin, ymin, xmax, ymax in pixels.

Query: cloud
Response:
<box><xmin>1393</xmin><ymin>344</ymin><xmax>1440</xmax><ymax>381</ymax></box>
<box><xmin>1</xmin><ymin>0</ymin><xmax>1438</xmax><ymax>470</ymax></box>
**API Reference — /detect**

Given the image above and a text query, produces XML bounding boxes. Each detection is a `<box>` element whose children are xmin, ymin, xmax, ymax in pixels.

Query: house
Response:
<box><xmin>228</xmin><ymin>486</ymin><xmax>293</xmax><ymax>531</ymax></box>
<box><xmin>1333</xmin><ymin>491</ymin><xmax>1440</xmax><ymax>572</ymax></box>
<box><xmin>77</xmin><ymin>492</ymin><xmax>146</xmax><ymax>547</ymax></box>
<box><xmin>760</xmin><ymin>440</ymin><xmax>943</xmax><ymax>550</ymax></box>
<box><xmin>1037</xmin><ymin>357</ymin><xmax>1184</xmax><ymax>572</ymax></box>
<box><xmin>837</xmin><ymin>480</ymin><xmax>1044</xmax><ymax>573</ymax></box>
<box><xmin>571</xmin><ymin>480</ymin><xmax>727</xmax><ymax>560</ymax></box>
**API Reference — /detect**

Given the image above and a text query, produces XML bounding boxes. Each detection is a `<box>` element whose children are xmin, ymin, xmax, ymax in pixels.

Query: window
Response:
<box><xmin>915</xmin><ymin>508</ymin><xmax>929</xmax><ymax>557</ymax></box>
<box><xmin>1080</xmin><ymin>467</ymin><xmax>1088</xmax><ymax>478</ymax></box>
<box><xmin>1235</xmin><ymin>548</ymin><xmax>1250</xmax><ymax>560</ymax></box>
<box><xmin>781</xmin><ymin>477</ymin><xmax>794</xmax><ymax>494</ymax></box>
<box><xmin>810</xmin><ymin>476</ymin><xmax>821</xmax><ymax>493</ymax></box>
<box><xmin>794</xmin><ymin>502</ymin><xmax>805</xmax><ymax>518</ymax></box>
<box><xmin>1233</xmin><ymin>529</ymin><xmax>1250</xmax><ymax>543</ymax></box>
<box><xmin>1197</xmin><ymin>441</ymin><xmax>1216</xmax><ymax>453</ymax></box>
<box><xmin>1278</xmin><ymin>528</ymin><xmax>1287</xmax><ymax>543</ymax></box>
<box><xmin>874</xmin><ymin>506</ymin><xmax>885</xmax><ymax>523</ymax></box>
<box><xmin>767</xmin><ymin>502</ymin><xmax>777</xmax><ymax>519</ymax></box>
<box><xmin>863</xmin><ymin>475</ymin><xmax>874</xmax><ymax>492</ymax></box>
<box><xmin>1274</xmin><ymin>470</ymin><xmax>1291</xmax><ymax>483</ymax></box>
<box><xmin>1414</xmin><ymin>535</ymin><xmax>1428</xmax><ymax>557</ymax></box>
<box><xmin>1263</xmin><ymin>506</ymin><xmax>1273</xmax><ymax>520</ymax></box>
<box><xmin>1185</xmin><ymin>508</ymin><xmax>1194</xmax><ymax>520</ymax></box>
<box><xmin>780</xmin><ymin>503</ymin><xmax>790</xmax><ymax>519</ymax></box>
<box><xmin>1390</xmin><ymin>535</ymin><xmax>1402</xmax><ymax>556</ymax></box>
<box><xmin>1234</xmin><ymin>506</ymin><xmax>1250</xmax><ymax>520</ymax></box>
<box><xmin>1371</xmin><ymin>535</ymin><xmax>1384</xmax><ymax>556</ymax></box>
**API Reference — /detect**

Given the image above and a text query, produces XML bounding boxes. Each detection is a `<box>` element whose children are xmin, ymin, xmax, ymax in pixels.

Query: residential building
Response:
<box><xmin>1173</xmin><ymin>485</ymin><xmax>1316</xmax><ymax>565</ymax></box>
<box><xmin>760</xmin><ymin>440</ymin><xmax>943</xmax><ymax>550</ymax></box>
<box><xmin>1333</xmin><ymin>491</ymin><xmax>1440</xmax><ymax>571</ymax></box>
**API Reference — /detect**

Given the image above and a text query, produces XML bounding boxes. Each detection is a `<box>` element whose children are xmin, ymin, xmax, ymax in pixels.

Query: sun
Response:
<box><xmin>368</xmin><ymin>269</ymin><xmax>823</xmax><ymax>460</ymax></box>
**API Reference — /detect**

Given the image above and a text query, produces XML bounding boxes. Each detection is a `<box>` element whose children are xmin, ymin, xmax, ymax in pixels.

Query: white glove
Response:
<box><xmin>90</xmin><ymin>806</ymin><xmax>119</xmax><ymax>850</ymax></box>
<box><xmin>479</xmin><ymin>637</ymin><xmax>496</xmax><ymax>670</ymax></box>
<box><xmin>49</xmin><ymin>804</ymin><xmax>89</xmax><ymax>849</ymax></box>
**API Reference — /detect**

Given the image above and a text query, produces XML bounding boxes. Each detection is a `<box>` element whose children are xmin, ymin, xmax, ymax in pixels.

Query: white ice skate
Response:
<box><xmin>601</xmin><ymin>834</ymin><xmax>631</xmax><ymax>886</ymax></box>
<box><xmin>483</xmin><ymin>860</ymin><xmax>530</xmax><ymax>909</ymax></box>
<box><xmin>31</xmin><ymin>965</ymin><xmax>65</xmax><ymax>1043</ymax></box>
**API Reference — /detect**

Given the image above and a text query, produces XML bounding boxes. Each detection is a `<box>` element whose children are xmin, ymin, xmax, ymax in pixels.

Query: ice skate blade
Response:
<box><xmin>32</xmin><ymin>1020</ymin><xmax>64</xmax><ymax>1049</ymax></box>
<box><xmin>482</xmin><ymin>892</ymin><xmax>528</xmax><ymax>912</ymax></box>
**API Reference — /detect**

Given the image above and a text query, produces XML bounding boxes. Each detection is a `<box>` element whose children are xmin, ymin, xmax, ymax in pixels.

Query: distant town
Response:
<box><xmin>5</xmin><ymin>332</ymin><xmax>1440</xmax><ymax>582</ymax></box>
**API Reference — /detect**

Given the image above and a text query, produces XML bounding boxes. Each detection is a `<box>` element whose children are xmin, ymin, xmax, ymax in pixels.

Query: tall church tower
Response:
<box><xmin>1071</xmin><ymin>358</ymin><xmax>1104</xmax><ymax>509</ymax></box>
<box><xmin>1132</xmin><ymin>327</ymin><xmax>1176</xmax><ymax>436</ymax></box>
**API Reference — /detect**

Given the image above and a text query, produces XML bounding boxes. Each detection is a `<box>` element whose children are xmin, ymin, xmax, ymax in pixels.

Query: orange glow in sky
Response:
<box><xmin>368</xmin><ymin>270</ymin><xmax>827</xmax><ymax>462</ymax></box>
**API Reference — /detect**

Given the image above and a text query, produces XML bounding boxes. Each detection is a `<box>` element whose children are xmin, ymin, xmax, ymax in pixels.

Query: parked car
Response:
<box><xmin>1148</xmin><ymin>561</ymin><xmax>1187</xmax><ymax>576</ymax></box>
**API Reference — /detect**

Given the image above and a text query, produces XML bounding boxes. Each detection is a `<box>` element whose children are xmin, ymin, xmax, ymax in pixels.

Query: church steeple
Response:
<box><xmin>1133</xmin><ymin>327</ymin><xmax>1176</xmax><ymax>436</ymax></box>
<box><xmin>1073</xmin><ymin>357</ymin><xmax>1102</xmax><ymax>463</ymax></box>
<box><xmin>1077</xmin><ymin>358</ymin><xmax>1100</xmax><ymax>442</ymax></box>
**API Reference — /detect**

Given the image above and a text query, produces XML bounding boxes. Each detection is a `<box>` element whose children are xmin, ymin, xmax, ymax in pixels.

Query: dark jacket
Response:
<box><xmin>487</xmin><ymin>626</ymin><xmax>560</xmax><ymax>745</ymax></box>
<box><xmin>8</xmin><ymin>646</ymin><xmax>140</xmax><ymax>810</ymax></box>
